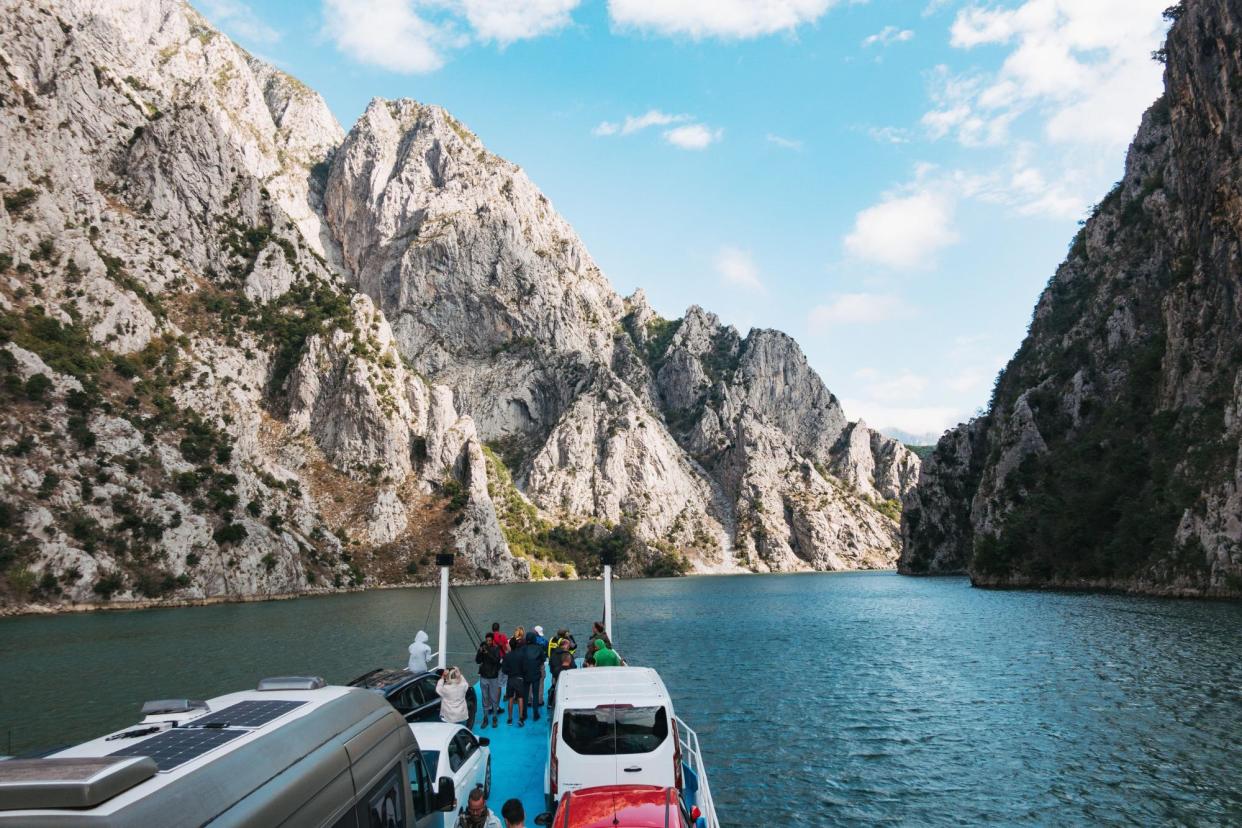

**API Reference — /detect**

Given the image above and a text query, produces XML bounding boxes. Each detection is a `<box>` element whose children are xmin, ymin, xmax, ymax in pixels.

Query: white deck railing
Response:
<box><xmin>675</xmin><ymin>716</ymin><xmax>720</xmax><ymax>828</ymax></box>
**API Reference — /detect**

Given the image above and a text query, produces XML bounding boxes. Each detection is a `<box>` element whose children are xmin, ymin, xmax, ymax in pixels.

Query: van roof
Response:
<box><xmin>557</xmin><ymin>667</ymin><xmax>670</xmax><ymax>708</ymax></box>
<box><xmin>0</xmin><ymin>683</ymin><xmax>407</xmax><ymax>825</ymax></box>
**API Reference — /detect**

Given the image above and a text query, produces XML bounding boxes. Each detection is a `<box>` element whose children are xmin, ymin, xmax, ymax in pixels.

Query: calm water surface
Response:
<box><xmin>2</xmin><ymin>573</ymin><xmax>1241</xmax><ymax>826</ymax></box>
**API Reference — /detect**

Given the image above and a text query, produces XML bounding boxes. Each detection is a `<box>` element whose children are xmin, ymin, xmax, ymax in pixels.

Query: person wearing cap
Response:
<box><xmin>531</xmin><ymin>625</ymin><xmax>549</xmax><ymax>708</ymax></box>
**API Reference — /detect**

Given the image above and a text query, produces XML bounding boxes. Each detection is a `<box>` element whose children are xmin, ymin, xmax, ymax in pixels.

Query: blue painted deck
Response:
<box><xmin>470</xmin><ymin>683</ymin><xmax>549</xmax><ymax>821</ymax></box>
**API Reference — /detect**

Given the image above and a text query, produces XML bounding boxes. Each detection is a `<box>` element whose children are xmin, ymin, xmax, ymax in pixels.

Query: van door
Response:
<box><xmin>558</xmin><ymin>704</ymin><xmax>675</xmax><ymax>792</ymax></box>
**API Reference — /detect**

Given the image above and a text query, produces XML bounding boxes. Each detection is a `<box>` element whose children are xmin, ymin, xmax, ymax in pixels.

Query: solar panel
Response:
<box><xmin>108</xmin><ymin>728</ymin><xmax>245</xmax><ymax>771</ymax></box>
<box><xmin>185</xmin><ymin>700</ymin><xmax>306</xmax><ymax>729</ymax></box>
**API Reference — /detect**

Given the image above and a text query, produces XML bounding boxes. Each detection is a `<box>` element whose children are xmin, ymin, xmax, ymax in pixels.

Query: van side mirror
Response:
<box><xmin>477</xmin><ymin>737</ymin><xmax>490</xmax><ymax>747</ymax></box>
<box><xmin>534</xmin><ymin>814</ymin><xmax>555</xmax><ymax>826</ymax></box>
<box><xmin>436</xmin><ymin>777</ymin><xmax>456</xmax><ymax>812</ymax></box>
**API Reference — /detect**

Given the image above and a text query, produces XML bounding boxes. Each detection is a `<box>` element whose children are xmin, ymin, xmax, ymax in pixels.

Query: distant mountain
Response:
<box><xmin>0</xmin><ymin>0</ymin><xmax>917</xmax><ymax>611</ymax></box>
<box><xmin>879</xmin><ymin>428</ymin><xmax>945</xmax><ymax>447</ymax></box>
<box><xmin>901</xmin><ymin>0</ymin><xmax>1242</xmax><ymax>597</ymax></box>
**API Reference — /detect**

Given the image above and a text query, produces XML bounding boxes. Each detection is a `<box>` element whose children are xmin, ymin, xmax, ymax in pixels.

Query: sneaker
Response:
<box><xmin>533</xmin><ymin>710</ymin><xmax>541</xmax><ymax>721</ymax></box>
<box><xmin>480</xmin><ymin>715</ymin><xmax>489</xmax><ymax>729</ymax></box>
<box><xmin>518</xmin><ymin>719</ymin><xmax>525</xmax><ymax>728</ymax></box>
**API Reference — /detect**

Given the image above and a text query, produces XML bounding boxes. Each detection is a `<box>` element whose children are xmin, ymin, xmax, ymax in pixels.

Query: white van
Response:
<box><xmin>544</xmin><ymin>667</ymin><xmax>682</xmax><ymax>807</ymax></box>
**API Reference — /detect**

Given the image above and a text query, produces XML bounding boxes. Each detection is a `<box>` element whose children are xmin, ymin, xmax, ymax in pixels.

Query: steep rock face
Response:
<box><xmin>324</xmin><ymin>99</ymin><xmax>621</xmax><ymax>441</ymax></box>
<box><xmin>323</xmin><ymin>102</ymin><xmax>919</xmax><ymax>575</ymax></box>
<box><xmin>902</xmin><ymin>0</ymin><xmax>1242</xmax><ymax>596</ymax></box>
<box><xmin>1</xmin><ymin>0</ymin><xmax>922</xmax><ymax>610</ymax></box>
<box><xmin>0</xmin><ymin>0</ymin><xmax>524</xmax><ymax>612</ymax></box>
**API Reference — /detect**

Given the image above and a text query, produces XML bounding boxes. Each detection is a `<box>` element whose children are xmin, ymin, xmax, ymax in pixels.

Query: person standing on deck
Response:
<box><xmin>491</xmin><ymin>622</ymin><xmax>509</xmax><ymax>700</ymax></box>
<box><xmin>548</xmin><ymin>638</ymin><xmax>576</xmax><ymax>709</ymax></box>
<box><xmin>510</xmin><ymin>625</ymin><xmax>525</xmax><ymax>653</ymax></box>
<box><xmin>475</xmin><ymin>632</ymin><xmax>503</xmax><ymax>729</ymax></box>
<box><xmin>591</xmin><ymin>638</ymin><xmax>622</xmax><ymax>667</ymax></box>
<box><xmin>457</xmin><ymin>787</ymin><xmax>502</xmax><ymax>828</ymax></box>
<box><xmin>500</xmin><ymin>799</ymin><xmax>525</xmax><ymax>828</ymax></box>
<box><xmin>436</xmin><ymin>666</ymin><xmax>471</xmax><ymax>726</ymax></box>
<box><xmin>408</xmin><ymin>630</ymin><xmax>432</xmax><ymax>673</ymax></box>
<box><xmin>531</xmin><ymin>625</ymin><xmax>549</xmax><ymax>708</ymax></box>
<box><xmin>520</xmin><ymin>631</ymin><xmax>547</xmax><ymax>720</ymax></box>
<box><xmin>584</xmin><ymin>622</ymin><xmax>609</xmax><ymax>666</ymax></box>
<box><xmin>501</xmin><ymin>637</ymin><xmax>528</xmax><ymax>726</ymax></box>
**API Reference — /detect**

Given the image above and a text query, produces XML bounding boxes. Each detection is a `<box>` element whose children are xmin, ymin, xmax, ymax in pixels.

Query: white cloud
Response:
<box><xmin>844</xmin><ymin>189</ymin><xmax>958</xmax><ymax>269</ymax></box>
<box><xmin>715</xmin><ymin>246</ymin><xmax>765</xmax><ymax>292</ymax></box>
<box><xmin>867</xmin><ymin>126</ymin><xmax>911</xmax><ymax>144</ymax></box>
<box><xmin>809</xmin><ymin>293</ymin><xmax>914</xmax><ymax>326</ymax></box>
<box><xmin>607</xmin><ymin>0</ymin><xmax>836</xmax><ymax>39</ymax></box>
<box><xmin>323</xmin><ymin>0</ymin><xmax>582</xmax><ymax>73</ymax></box>
<box><xmin>323</xmin><ymin>0</ymin><xmax>451</xmax><ymax>73</ymax></box>
<box><xmin>200</xmin><ymin>0</ymin><xmax>281</xmax><ymax>44</ymax></box>
<box><xmin>928</xmin><ymin>0</ymin><xmax>1169</xmax><ymax>150</ymax></box>
<box><xmin>862</xmin><ymin>25</ymin><xmax>914</xmax><ymax>47</ymax></box>
<box><xmin>766</xmin><ymin>133</ymin><xmax>804</xmax><ymax>151</ymax></box>
<box><xmin>594</xmin><ymin>110</ymin><xmax>691</xmax><ymax>137</ymax></box>
<box><xmin>462</xmin><ymin>0</ymin><xmax>581</xmax><ymax>44</ymax></box>
<box><xmin>621</xmin><ymin>110</ymin><xmax>690</xmax><ymax>135</ymax></box>
<box><xmin>664</xmin><ymin>123</ymin><xmax>723</xmax><ymax>150</ymax></box>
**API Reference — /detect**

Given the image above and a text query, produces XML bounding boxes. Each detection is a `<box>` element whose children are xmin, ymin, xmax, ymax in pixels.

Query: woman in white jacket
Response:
<box><xmin>436</xmin><ymin>666</ymin><xmax>471</xmax><ymax>725</ymax></box>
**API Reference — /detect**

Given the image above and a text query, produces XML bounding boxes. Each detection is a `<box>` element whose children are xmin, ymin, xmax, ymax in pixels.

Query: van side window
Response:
<box><xmin>562</xmin><ymin>706</ymin><xmax>669</xmax><ymax>755</ymax></box>
<box><xmin>407</xmin><ymin>749</ymin><xmax>431</xmax><ymax>819</ymax></box>
<box><xmin>355</xmin><ymin>763</ymin><xmax>406</xmax><ymax>828</ymax></box>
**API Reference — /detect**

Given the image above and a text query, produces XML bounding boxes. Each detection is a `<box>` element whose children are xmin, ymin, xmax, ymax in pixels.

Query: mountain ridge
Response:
<box><xmin>0</xmin><ymin>0</ymin><xmax>916</xmax><ymax>612</ymax></box>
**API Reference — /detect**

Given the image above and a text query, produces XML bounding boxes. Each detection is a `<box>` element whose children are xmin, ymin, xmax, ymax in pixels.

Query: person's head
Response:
<box><xmin>594</xmin><ymin>638</ymin><xmax>608</xmax><ymax>651</ymax></box>
<box><xmin>592</xmin><ymin>621</ymin><xmax>604</xmax><ymax>634</ymax></box>
<box><xmin>415</xmin><ymin>630</ymin><xmax>428</xmax><ymax>644</ymax></box>
<box><xmin>514</xmin><ymin>625</ymin><xmax>525</xmax><ymax>640</ymax></box>
<box><xmin>465</xmin><ymin>788</ymin><xmax>488</xmax><ymax>820</ymax></box>
<box><xmin>491</xmin><ymin>621</ymin><xmax>501</xmax><ymax>633</ymax></box>
<box><xmin>500</xmin><ymin>797</ymin><xmax>525</xmax><ymax>826</ymax></box>
<box><xmin>533</xmin><ymin>625</ymin><xmax>544</xmax><ymax>637</ymax></box>
<box><xmin>525</xmin><ymin>630</ymin><xmax>537</xmax><ymax>645</ymax></box>
<box><xmin>445</xmin><ymin>666</ymin><xmax>463</xmax><ymax>684</ymax></box>
<box><xmin>557</xmin><ymin>638</ymin><xmax>571</xmax><ymax>651</ymax></box>
<box><xmin>557</xmin><ymin>628</ymin><xmax>569</xmax><ymax>639</ymax></box>
<box><xmin>485</xmin><ymin>631</ymin><xmax>494</xmax><ymax>644</ymax></box>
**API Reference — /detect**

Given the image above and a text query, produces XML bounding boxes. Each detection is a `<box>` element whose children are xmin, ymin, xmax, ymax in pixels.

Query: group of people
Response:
<box><xmin>471</xmin><ymin>620</ymin><xmax>624</xmax><ymax>729</ymax></box>
<box><xmin>402</xmin><ymin>621</ymin><xmax>626</xmax><ymax>828</ymax></box>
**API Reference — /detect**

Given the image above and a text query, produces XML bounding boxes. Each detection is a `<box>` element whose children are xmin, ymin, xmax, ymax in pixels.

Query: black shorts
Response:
<box><xmin>507</xmin><ymin>677</ymin><xmax>528</xmax><ymax>699</ymax></box>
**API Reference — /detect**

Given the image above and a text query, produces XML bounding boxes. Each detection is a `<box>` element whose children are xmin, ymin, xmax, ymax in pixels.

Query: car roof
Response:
<box><xmin>347</xmin><ymin>668</ymin><xmax>422</xmax><ymax>691</ymax></box>
<box><xmin>556</xmin><ymin>786</ymin><xmax>678</xmax><ymax>828</ymax></box>
<box><xmin>407</xmin><ymin>722</ymin><xmax>469</xmax><ymax>751</ymax></box>
<box><xmin>557</xmin><ymin>667</ymin><xmax>669</xmax><ymax>707</ymax></box>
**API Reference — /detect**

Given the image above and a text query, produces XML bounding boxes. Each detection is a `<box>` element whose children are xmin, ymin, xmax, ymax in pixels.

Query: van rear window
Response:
<box><xmin>562</xmin><ymin>706</ymin><xmax>668</xmax><ymax>755</ymax></box>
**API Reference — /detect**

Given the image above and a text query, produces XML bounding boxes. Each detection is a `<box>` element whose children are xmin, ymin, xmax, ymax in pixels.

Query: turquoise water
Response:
<box><xmin>2</xmin><ymin>573</ymin><xmax>1241</xmax><ymax>826</ymax></box>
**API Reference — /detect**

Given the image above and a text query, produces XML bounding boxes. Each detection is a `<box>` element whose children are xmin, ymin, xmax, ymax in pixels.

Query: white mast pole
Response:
<box><xmin>436</xmin><ymin>553</ymin><xmax>454</xmax><ymax>670</ymax></box>
<box><xmin>603</xmin><ymin>564</ymin><xmax>613</xmax><ymax>645</ymax></box>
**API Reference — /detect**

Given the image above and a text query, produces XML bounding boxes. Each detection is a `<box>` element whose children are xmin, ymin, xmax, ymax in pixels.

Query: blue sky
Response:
<box><xmin>201</xmin><ymin>0</ymin><xmax>1172</xmax><ymax>441</ymax></box>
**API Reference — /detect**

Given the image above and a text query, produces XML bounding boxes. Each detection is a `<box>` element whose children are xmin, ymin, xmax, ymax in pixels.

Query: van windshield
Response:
<box><xmin>562</xmin><ymin>706</ymin><xmax>668</xmax><ymax>755</ymax></box>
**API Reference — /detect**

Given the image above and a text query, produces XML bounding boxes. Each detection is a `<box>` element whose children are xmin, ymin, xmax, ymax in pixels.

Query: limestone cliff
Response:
<box><xmin>0</xmin><ymin>0</ymin><xmax>917</xmax><ymax>611</ymax></box>
<box><xmin>901</xmin><ymin>0</ymin><xmax>1242</xmax><ymax>597</ymax></box>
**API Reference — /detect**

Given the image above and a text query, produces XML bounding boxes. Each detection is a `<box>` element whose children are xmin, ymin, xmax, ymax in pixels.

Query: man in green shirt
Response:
<box><xmin>592</xmin><ymin>638</ymin><xmax>622</xmax><ymax>667</ymax></box>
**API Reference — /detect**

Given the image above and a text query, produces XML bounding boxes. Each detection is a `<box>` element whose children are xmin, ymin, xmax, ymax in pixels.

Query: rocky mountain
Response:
<box><xmin>901</xmin><ymin>0</ymin><xmax>1242</xmax><ymax>597</ymax></box>
<box><xmin>0</xmin><ymin>0</ymin><xmax>916</xmax><ymax>612</ymax></box>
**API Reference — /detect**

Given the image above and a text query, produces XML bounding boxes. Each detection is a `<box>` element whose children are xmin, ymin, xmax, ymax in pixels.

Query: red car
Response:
<box><xmin>541</xmin><ymin>785</ymin><xmax>703</xmax><ymax>828</ymax></box>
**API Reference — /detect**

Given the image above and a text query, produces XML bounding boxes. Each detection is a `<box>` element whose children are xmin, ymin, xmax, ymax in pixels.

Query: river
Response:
<box><xmin>2</xmin><ymin>572</ymin><xmax>1241</xmax><ymax>825</ymax></box>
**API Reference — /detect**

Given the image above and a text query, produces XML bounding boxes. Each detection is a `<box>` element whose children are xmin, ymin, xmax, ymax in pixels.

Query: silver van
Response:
<box><xmin>0</xmin><ymin>677</ymin><xmax>458</xmax><ymax>826</ymax></box>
